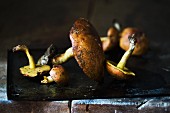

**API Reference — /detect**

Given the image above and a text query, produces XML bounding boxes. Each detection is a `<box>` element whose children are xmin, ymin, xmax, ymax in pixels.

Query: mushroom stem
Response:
<box><xmin>25</xmin><ymin>48</ymin><xmax>36</xmax><ymax>69</ymax></box>
<box><xmin>13</xmin><ymin>45</ymin><xmax>36</xmax><ymax>69</ymax></box>
<box><xmin>41</xmin><ymin>76</ymin><xmax>53</xmax><ymax>83</ymax></box>
<box><xmin>52</xmin><ymin>36</ymin><xmax>116</xmax><ymax>65</ymax></box>
<box><xmin>117</xmin><ymin>34</ymin><xmax>137</xmax><ymax>69</ymax></box>
<box><xmin>100</xmin><ymin>37</ymin><xmax>109</xmax><ymax>41</ymax></box>
<box><xmin>52</xmin><ymin>47</ymin><xmax>74</xmax><ymax>65</ymax></box>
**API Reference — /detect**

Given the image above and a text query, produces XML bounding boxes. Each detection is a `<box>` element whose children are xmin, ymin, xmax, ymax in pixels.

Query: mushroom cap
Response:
<box><xmin>49</xmin><ymin>65</ymin><xmax>68</xmax><ymax>84</ymax></box>
<box><xmin>20</xmin><ymin>65</ymin><xmax>51</xmax><ymax>77</ymax></box>
<box><xmin>69</xmin><ymin>18</ymin><xmax>105</xmax><ymax>82</ymax></box>
<box><xmin>120</xmin><ymin>27</ymin><xmax>149</xmax><ymax>56</ymax></box>
<box><xmin>102</xmin><ymin>27</ymin><xmax>119</xmax><ymax>52</ymax></box>
<box><xmin>106</xmin><ymin>60</ymin><xmax>135</xmax><ymax>79</ymax></box>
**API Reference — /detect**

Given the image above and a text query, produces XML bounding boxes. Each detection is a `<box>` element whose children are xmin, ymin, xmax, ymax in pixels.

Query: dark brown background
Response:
<box><xmin>1</xmin><ymin>0</ymin><xmax>170</xmax><ymax>57</ymax></box>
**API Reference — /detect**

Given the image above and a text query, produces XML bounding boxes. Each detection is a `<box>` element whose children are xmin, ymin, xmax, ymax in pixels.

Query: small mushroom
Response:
<box><xmin>41</xmin><ymin>65</ymin><xmax>68</xmax><ymax>85</ymax></box>
<box><xmin>119</xmin><ymin>27</ymin><xmax>149</xmax><ymax>56</ymax></box>
<box><xmin>13</xmin><ymin>45</ymin><xmax>51</xmax><ymax>77</ymax></box>
<box><xmin>100</xmin><ymin>19</ymin><xmax>120</xmax><ymax>51</ymax></box>
<box><xmin>106</xmin><ymin>34</ymin><xmax>137</xmax><ymax>79</ymax></box>
<box><xmin>53</xmin><ymin>18</ymin><xmax>105</xmax><ymax>83</ymax></box>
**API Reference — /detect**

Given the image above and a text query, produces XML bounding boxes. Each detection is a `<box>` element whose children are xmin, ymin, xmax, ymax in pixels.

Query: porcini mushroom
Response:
<box><xmin>41</xmin><ymin>65</ymin><xmax>68</xmax><ymax>85</ymax></box>
<box><xmin>100</xmin><ymin>19</ymin><xmax>120</xmax><ymax>51</ymax></box>
<box><xmin>70</xmin><ymin>18</ymin><xmax>105</xmax><ymax>82</ymax></box>
<box><xmin>52</xmin><ymin>20</ymin><xmax>120</xmax><ymax>64</ymax></box>
<box><xmin>119</xmin><ymin>27</ymin><xmax>149</xmax><ymax>56</ymax></box>
<box><xmin>53</xmin><ymin>18</ymin><xmax>105</xmax><ymax>83</ymax></box>
<box><xmin>106</xmin><ymin>34</ymin><xmax>137</xmax><ymax>79</ymax></box>
<box><xmin>13</xmin><ymin>45</ymin><xmax>51</xmax><ymax>77</ymax></box>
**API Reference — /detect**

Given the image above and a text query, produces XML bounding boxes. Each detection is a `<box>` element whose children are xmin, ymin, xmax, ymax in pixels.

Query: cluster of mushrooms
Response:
<box><xmin>13</xmin><ymin>18</ymin><xmax>149</xmax><ymax>85</ymax></box>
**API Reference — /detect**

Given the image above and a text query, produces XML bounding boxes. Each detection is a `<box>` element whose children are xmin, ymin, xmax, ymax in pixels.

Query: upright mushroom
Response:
<box><xmin>106</xmin><ymin>34</ymin><xmax>137</xmax><ymax>79</ymax></box>
<box><xmin>13</xmin><ymin>45</ymin><xmax>51</xmax><ymax>77</ymax></box>
<box><xmin>53</xmin><ymin>18</ymin><xmax>105</xmax><ymax>83</ymax></box>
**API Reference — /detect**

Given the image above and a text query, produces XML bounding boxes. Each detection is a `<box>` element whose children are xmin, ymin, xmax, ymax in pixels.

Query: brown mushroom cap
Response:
<box><xmin>50</xmin><ymin>65</ymin><xmax>68</xmax><ymax>85</ymax></box>
<box><xmin>120</xmin><ymin>27</ymin><xmax>149</xmax><ymax>56</ymax></box>
<box><xmin>69</xmin><ymin>18</ymin><xmax>105</xmax><ymax>82</ymax></box>
<box><xmin>102</xmin><ymin>27</ymin><xmax>119</xmax><ymax>51</ymax></box>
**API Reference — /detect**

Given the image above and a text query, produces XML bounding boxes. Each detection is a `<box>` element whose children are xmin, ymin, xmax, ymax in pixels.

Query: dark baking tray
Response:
<box><xmin>7</xmin><ymin>47</ymin><xmax>170</xmax><ymax>101</ymax></box>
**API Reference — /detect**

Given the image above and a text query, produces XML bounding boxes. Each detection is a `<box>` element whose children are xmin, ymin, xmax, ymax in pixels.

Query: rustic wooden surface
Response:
<box><xmin>1</xmin><ymin>0</ymin><xmax>170</xmax><ymax>112</ymax></box>
<box><xmin>72</xmin><ymin>98</ymin><xmax>170</xmax><ymax>113</ymax></box>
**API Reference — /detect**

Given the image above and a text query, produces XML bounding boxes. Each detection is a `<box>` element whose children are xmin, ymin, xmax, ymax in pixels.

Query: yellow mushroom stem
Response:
<box><xmin>117</xmin><ymin>34</ymin><xmax>137</xmax><ymax>69</ymax></box>
<box><xmin>52</xmin><ymin>36</ymin><xmax>111</xmax><ymax>65</ymax></box>
<box><xmin>100</xmin><ymin>37</ymin><xmax>108</xmax><ymax>41</ymax></box>
<box><xmin>41</xmin><ymin>76</ymin><xmax>53</xmax><ymax>83</ymax></box>
<box><xmin>52</xmin><ymin>47</ymin><xmax>74</xmax><ymax>65</ymax></box>
<box><xmin>13</xmin><ymin>45</ymin><xmax>36</xmax><ymax>69</ymax></box>
<box><xmin>100</xmin><ymin>36</ymin><xmax>117</xmax><ymax>42</ymax></box>
<box><xmin>25</xmin><ymin>47</ymin><xmax>36</xmax><ymax>69</ymax></box>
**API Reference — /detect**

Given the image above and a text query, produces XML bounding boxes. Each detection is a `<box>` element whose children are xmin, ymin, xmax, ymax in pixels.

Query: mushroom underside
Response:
<box><xmin>106</xmin><ymin>60</ymin><xmax>135</xmax><ymax>79</ymax></box>
<box><xmin>20</xmin><ymin>65</ymin><xmax>50</xmax><ymax>77</ymax></box>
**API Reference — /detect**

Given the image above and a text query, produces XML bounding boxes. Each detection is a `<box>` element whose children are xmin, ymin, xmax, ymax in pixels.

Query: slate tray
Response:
<box><xmin>7</xmin><ymin>47</ymin><xmax>170</xmax><ymax>101</ymax></box>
